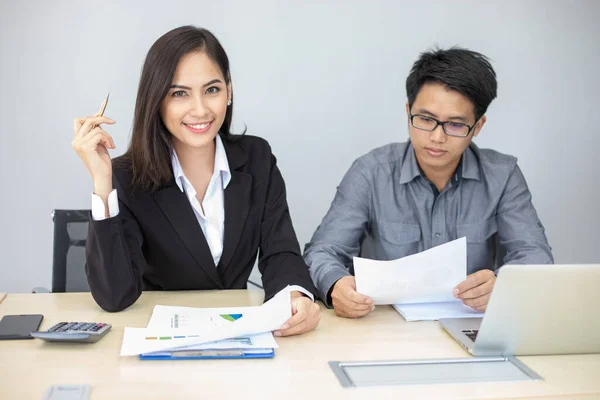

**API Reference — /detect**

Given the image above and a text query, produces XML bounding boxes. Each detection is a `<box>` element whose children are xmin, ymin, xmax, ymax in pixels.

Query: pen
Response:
<box><xmin>96</xmin><ymin>92</ymin><xmax>110</xmax><ymax>117</ymax></box>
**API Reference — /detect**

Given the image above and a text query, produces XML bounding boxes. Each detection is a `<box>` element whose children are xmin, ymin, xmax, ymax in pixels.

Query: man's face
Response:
<box><xmin>406</xmin><ymin>82</ymin><xmax>486</xmax><ymax>175</ymax></box>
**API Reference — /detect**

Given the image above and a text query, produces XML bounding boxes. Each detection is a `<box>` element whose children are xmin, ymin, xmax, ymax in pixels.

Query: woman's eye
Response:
<box><xmin>206</xmin><ymin>86</ymin><xmax>220</xmax><ymax>95</ymax></box>
<box><xmin>172</xmin><ymin>90</ymin><xmax>187</xmax><ymax>97</ymax></box>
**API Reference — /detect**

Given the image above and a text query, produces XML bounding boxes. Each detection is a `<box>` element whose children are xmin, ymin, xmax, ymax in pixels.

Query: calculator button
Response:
<box><xmin>48</xmin><ymin>322</ymin><xmax>67</xmax><ymax>332</ymax></box>
<box><xmin>80</xmin><ymin>323</ymin><xmax>94</xmax><ymax>331</ymax></box>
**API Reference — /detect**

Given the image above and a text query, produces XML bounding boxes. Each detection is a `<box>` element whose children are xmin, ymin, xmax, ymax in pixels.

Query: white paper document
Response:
<box><xmin>392</xmin><ymin>301</ymin><xmax>483</xmax><ymax>322</ymax></box>
<box><xmin>354</xmin><ymin>237</ymin><xmax>467</xmax><ymax>305</ymax></box>
<box><xmin>120</xmin><ymin>286</ymin><xmax>291</xmax><ymax>356</ymax></box>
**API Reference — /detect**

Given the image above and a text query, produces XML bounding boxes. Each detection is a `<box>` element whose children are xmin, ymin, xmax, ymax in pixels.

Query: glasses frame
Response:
<box><xmin>409</xmin><ymin>112</ymin><xmax>478</xmax><ymax>138</ymax></box>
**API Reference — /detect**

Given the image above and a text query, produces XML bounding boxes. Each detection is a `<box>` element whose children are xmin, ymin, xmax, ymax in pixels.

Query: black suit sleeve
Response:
<box><xmin>85</xmin><ymin>174</ymin><xmax>145</xmax><ymax>312</ymax></box>
<box><xmin>258</xmin><ymin>153</ymin><xmax>318</xmax><ymax>301</ymax></box>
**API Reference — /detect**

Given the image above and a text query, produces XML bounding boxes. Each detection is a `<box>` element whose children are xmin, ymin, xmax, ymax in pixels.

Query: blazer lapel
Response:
<box><xmin>217</xmin><ymin>138</ymin><xmax>252</xmax><ymax>275</ymax></box>
<box><xmin>218</xmin><ymin>170</ymin><xmax>252</xmax><ymax>273</ymax></box>
<box><xmin>153</xmin><ymin>183</ymin><xmax>223</xmax><ymax>288</ymax></box>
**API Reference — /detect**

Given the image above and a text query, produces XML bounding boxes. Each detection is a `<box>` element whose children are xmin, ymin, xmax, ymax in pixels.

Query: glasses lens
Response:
<box><xmin>444</xmin><ymin>122</ymin><xmax>470</xmax><ymax>136</ymax></box>
<box><xmin>412</xmin><ymin>115</ymin><xmax>437</xmax><ymax>131</ymax></box>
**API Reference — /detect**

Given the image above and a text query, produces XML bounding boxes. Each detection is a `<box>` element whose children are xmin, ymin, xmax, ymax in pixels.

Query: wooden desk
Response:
<box><xmin>0</xmin><ymin>291</ymin><xmax>598</xmax><ymax>400</ymax></box>
<box><xmin>0</xmin><ymin>293</ymin><xmax>6</xmax><ymax>304</ymax></box>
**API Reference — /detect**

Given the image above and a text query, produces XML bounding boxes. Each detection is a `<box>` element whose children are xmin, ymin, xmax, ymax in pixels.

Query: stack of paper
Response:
<box><xmin>354</xmin><ymin>237</ymin><xmax>483</xmax><ymax>321</ymax></box>
<box><xmin>137</xmin><ymin>332</ymin><xmax>278</xmax><ymax>360</ymax></box>
<box><xmin>120</xmin><ymin>286</ymin><xmax>292</xmax><ymax>358</ymax></box>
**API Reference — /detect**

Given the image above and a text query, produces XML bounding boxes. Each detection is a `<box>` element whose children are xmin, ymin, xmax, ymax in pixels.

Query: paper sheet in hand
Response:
<box><xmin>354</xmin><ymin>237</ymin><xmax>466</xmax><ymax>305</ymax></box>
<box><xmin>120</xmin><ymin>286</ymin><xmax>291</xmax><ymax>356</ymax></box>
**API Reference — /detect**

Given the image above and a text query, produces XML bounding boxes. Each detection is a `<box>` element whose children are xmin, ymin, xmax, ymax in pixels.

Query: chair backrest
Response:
<box><xmin>51</xmin><ymin>209</ymin><xmax>91</xmax><ymax>292</ymax></box>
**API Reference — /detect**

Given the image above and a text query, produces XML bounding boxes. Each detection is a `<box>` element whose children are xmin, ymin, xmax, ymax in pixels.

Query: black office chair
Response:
<box><xmin>48</xmin><ymin>209</ymin><xmax>91</xmax><ymax>292</ymax></box>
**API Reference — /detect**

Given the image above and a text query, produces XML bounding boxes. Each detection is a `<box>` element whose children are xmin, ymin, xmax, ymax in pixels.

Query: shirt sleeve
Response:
<box><xmin>91</xmin><ymin>189</ymin><xmax>120</xmax><ymax>220</ymax></box>
<box><xmin>303</xmin><ymin>157</ymin><xmax>372</xmax><ymax>306</ymax></box>
<box><xmin>288</xmin><ymin>285</ymin><xmax>315</xmax><ymax>302</ymax></box>
<box><xmin>496</xmin><ymin>164</ymin><xmax>554</xmax><ymax>267</ymax></box>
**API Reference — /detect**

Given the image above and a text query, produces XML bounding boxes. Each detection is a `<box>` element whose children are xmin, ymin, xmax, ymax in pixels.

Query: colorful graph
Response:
<box><xmin>220</xmin><ymin>313</ymin><xmax>243</xmax><ymax>322</ymax></box>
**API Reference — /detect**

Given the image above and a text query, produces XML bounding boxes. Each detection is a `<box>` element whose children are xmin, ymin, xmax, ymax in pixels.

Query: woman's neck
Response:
<box><xmin>173</xmin><ymin>139</ymin><xmax>216</xmax><ymax>181</ymax></box>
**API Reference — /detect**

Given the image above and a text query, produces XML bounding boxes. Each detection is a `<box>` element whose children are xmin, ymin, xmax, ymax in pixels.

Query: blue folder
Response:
<box><xmin>139</xmin><ymin>348</ymin><xmax>275</xmax><ymax>360</ymax></box>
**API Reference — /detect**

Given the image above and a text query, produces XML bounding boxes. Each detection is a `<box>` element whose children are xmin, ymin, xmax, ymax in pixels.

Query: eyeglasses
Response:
<box><xmin>409</xmin><ymin>112</ymin><xmax>478</xmax><ymax>137</ymax></box>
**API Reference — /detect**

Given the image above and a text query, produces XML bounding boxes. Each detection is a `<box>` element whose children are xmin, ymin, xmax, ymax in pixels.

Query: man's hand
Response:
<box><xmin>454</xmin><ymin>269</ymin><xmax>497</xmax><ymax>311</ymax></box>
<box><xmin>273</xmin><ymin>292</ymin><xmax>321</xmax><ymax>337</ymax></box>
<box><xmin>331</xmin><ymin>276</ymin><xmax>374</xmax><ymax>318</ymax></box>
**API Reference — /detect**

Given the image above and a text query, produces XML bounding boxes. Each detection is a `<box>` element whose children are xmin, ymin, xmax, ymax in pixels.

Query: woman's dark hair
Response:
<box><xmin>123</xmin><ymin>26</ymin><xmax>238</xmax><ymax>192</ymax></box>
<box><xmin>406</xmin><ymin>47</ymin><xmax>497</xmax><ymax>121</ymax></box>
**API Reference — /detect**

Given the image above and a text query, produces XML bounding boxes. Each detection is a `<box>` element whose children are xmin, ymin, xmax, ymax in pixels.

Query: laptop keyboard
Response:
<box><xmin>462</xmin><ymin>329</ymin><xmax>479</xmax><ymax>341</ymax></box>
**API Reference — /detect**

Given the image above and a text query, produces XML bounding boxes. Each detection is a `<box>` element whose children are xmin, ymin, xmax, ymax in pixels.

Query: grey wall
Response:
<box><xmin>1</xmin><ymin>0</ymin><xmax>599</xmax><ymax>293</ymax></box>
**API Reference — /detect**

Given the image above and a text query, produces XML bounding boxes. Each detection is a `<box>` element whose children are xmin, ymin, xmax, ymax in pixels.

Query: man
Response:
<box><xmin>304</xmin><ymin>47</ymin><xmax>553</xmax><ymax>318</ymax></box>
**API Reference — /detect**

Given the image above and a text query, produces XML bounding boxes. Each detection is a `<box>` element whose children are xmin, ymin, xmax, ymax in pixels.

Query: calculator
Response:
<box><xmin>30</xmin><ymin>322</ymin><xmax>111</xmax><ymax>343</ymax></box>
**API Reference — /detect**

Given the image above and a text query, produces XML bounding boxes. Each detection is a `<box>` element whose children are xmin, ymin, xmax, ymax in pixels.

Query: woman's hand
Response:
<box><xmin>274</xmin><ymin>292</ymin><xmax>321</xmax><ymax>337</ymax></box>
<box><xmin>71</xmin><ymin>115</ymin><xmax>116</xmax><ymax>198</ymax></box>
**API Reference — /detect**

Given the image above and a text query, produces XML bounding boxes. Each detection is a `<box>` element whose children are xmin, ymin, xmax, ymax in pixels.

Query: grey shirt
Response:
<box><xmin>304</xmin><ymin>141</ymin><xmax>553</xmax><ymax>306</ymax></box>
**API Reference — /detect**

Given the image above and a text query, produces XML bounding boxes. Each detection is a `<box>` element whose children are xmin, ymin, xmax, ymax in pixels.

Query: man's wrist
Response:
<box><xmin>327</xmin><ymin>278</ymin><xmax>342</xmax><ymax>305</ymax></box>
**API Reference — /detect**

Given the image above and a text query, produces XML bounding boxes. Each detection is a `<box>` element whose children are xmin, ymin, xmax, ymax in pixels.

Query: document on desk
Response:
<box><xmin>120</xmin><ymin>286</ymin><xmax>291</xmax><ymax>356</ymax></box>
<box><xmin>355</xmin><ymin>237</ymin><xmax>483</xmax><ymax>320</ymax></box>
<box><xmin>392</xmin><ymin>301</ymin><xmax>482</xmax><ymax>322</ymax></box>
<box><xmin>138</xmin><ymin>331</ymin><xmax>279</xmax><ymax>360</ymax></box>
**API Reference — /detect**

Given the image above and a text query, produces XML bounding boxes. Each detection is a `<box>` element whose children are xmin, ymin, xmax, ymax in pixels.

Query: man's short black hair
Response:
<box><xmin>406</xmin><ymin>47</ymin><xmax>498</xmax><ymax>121</ymax></box>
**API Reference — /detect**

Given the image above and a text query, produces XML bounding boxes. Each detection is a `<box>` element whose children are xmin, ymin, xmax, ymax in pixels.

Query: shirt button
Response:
<box><xmin>434</xmin><ymin>233</ymin><xmax>441</xmax><ymax>238</ymax></box>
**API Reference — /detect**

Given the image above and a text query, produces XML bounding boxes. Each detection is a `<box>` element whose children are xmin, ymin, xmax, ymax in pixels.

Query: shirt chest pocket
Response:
<box><xmin>377</xmin><ymin>221</ymin><xmax>422</xmax><ymax>245</ymax></box>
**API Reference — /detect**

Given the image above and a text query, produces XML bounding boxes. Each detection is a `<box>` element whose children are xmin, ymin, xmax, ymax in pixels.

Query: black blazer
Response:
<box><xmin>86</xmin><ymin>134</ymin><xmax>317</xmax><ymax>312</ymax></box>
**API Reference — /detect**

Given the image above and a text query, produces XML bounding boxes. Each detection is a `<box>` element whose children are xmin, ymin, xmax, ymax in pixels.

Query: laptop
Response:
<box><xmin>439</xmin><ymin>264</ymin><xmax>600</xmax><ymax>356</ymax></box>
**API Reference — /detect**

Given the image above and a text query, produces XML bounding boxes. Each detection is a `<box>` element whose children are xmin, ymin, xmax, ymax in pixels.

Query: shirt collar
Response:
<box><xmin>461</xmin><ymin>143</ymin><xmax>481</xmax><ymax>181</ymax></box>
<box><xmin>399</xmin><ymin>142</ymin><xmax>481</xmax><ymax>185</ymax></box>
<box><xmin>399</xmin><ymin>142</ymin><xmax>422</xmax><ymax>184</ymax></box>
<box><xmin>171</xmin><ymin>134</ymin><xmax>232</xmax><ymax>193</ymax></box>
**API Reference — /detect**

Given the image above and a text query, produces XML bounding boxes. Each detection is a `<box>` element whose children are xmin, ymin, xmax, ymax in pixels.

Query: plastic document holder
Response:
<box><xmin>329</xmin><ymin>356</ymin><xmax>542</xmax><ymax>387</ymax></box>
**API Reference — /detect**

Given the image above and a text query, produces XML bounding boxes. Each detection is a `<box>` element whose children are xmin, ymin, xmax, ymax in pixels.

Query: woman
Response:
<box><xmin>72</xmin><ymin>26</ymin><xmax>320</xmax><ymax>337</ymax></box>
